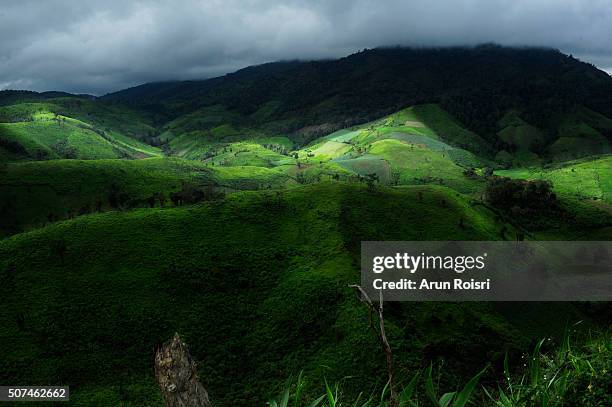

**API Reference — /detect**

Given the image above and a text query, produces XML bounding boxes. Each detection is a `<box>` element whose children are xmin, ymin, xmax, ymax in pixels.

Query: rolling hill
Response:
<box><xmin>1</xmin><ymin>45</ymin><xmax>611</xmax><ymax>405</ymax></box>
<box><xmin>1</xmin><ymin>182</ymin><xmax>597</xmax><ymax>406</ymax></box>
<box><xmin>0</xmin><ymin>98</ymin><xmax>159</xmax><ymax>161</ymax></box>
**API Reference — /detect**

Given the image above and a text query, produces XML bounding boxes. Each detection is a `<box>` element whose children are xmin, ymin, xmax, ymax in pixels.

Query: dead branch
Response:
<box><xmin>349</xmin><ymin>285</ymin><xmax>399</xmax><ymax>407</ymax></box>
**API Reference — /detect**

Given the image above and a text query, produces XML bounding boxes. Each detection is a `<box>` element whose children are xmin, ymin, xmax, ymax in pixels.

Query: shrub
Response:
<box><xmin>485</xmin><ymin>177</ymin><xmax>556</xmax><ymax>212</ymax></box>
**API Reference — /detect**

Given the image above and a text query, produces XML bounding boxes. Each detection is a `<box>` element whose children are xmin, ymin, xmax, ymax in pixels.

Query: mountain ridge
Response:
<box><xmin>99</xmin><ymin>46</ymin><xmax>612</xmax><ymax>137</ymax></box>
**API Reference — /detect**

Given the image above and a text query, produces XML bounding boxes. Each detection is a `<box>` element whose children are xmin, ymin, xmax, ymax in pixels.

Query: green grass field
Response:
<box><xmin>368</xmin><ymin>139</ymin><xmax>483</xmax><ymax>193</ymax></box>
<box><xmin>0</xmin><ymin>101</ymin><xmax>160</xmax><ymax>161</ymax></box>
<box><xmin>0</xmin><ymin>158</ymin><xmax>300</xmax><ymax>236</ymax></box>
<box><xmin>3</xmin><ymin>182</ymin><xmax>593</xmax><ymax>406</ymax></box>
<box><xmin>496</xmin><ymin>155</ymin><xmax>612</xmax><ymax>204</ymax></box>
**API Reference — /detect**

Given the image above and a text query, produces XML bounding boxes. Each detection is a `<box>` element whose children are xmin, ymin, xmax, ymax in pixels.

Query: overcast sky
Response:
<box><xmin>1</xmin><ymin>0</ymin><xmax>611</xmax><ymax>95</ymax></box>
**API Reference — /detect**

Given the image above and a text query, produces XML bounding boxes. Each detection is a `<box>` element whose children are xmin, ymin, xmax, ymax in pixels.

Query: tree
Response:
<box><xmin>391</xmin><ymin>169</ymin><xmax>401</xmax><ymax>185</ymax></box>
<box><xmin>485</xmin><ymin>177</ymin><xmax>556</xmax><ymax>211</ymax></box>
<box><xmin>349</xmin><ymin>286</ymin><xmax>399</xmax><ymax>407</ymax></box>
<box><xmin>365</xmin><ymin>173</ymin><xmax>379</xmax><ymax>191</ymax></box>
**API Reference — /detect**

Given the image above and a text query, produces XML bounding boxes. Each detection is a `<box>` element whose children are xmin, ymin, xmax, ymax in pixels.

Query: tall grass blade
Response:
<box><xmin>307</xmin><ymin>394</ymin><xmax>326</xmax><ymax>407</ymax></box>
<box><xmin>399</xmin><ymin>370</ymin><xmax>420</xmax><ymax>406</ymax></box>
<box><xmin>425</xmin><ymin>363</ymin><xmax>438</xmax><ymax>406</ymax></box>
<box><xmin>438</xmin><ymin>392</ymin><xmax>455</xmax><ymax>407</ymax></box>
<box><xmin>380</xmin><ymin>379</ymin><xmax>390</xmax><ymax>405</ymax></box>
<box><xmin>451</xmin><ymin>365</ymin><xmax>488</xmax><ymax>407</ymax></box>
<box><xmin>294</xmin><ymin>371</ymin><xmax>305</xmax><ymax>407</ymax></box>
<box><xmin>325</xmin><ymin>380</ymin><xmax>337</xmax><ymax>407</ymax></box>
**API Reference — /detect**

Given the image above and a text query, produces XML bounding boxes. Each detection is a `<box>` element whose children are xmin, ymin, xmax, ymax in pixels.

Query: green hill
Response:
<box><xmin>495</xmin><ymin>155</ymin><xmax>612</xmax><ymax>239</ymax></box>
<box><xmin>497</xmin><ymin>155</ymin><xmax>612</xmax><ymax>204</ymax></box>
<box><xmin>0</xmin><ymin>100</ymin><xmax>159</xmax><ymax>161</ymax></box>
<box><xmin>2</xmin><ymin>182</ymin><xmax>589</xmax><ymax>406</ymax></box>
<box><xmin>0</xmin><ymin>158</ymin><xmax>297</xmax><ymax>237</ymax></box>
<box><xmin>292</xmin><ymin>105</ymin><xmax>491</xmax><ymax>193</ymax></box>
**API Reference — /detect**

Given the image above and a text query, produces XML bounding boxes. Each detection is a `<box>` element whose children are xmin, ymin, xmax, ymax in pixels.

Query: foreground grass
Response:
<box><xmin>270</xmin><ymin>330</ymin><xmax>610</xmax><ymax>406</ymax></box>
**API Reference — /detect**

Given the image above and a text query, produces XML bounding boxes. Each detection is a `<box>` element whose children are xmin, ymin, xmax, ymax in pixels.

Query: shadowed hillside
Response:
<box><xmin>103</xmin><ymin>46</ymin><xmax>612</xmax><ymax>147</ymax></box>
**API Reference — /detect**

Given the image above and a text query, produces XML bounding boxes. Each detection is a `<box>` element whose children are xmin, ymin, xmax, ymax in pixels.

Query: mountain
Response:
<box><xmin>103</xmin><ymin>45</ymin><xmax>612</xmax><ymax>145</ymax></box>
<box><xmin>3</xmin><ymin>46</ymin><xmax>612</xmax><ymax>163</ymax></box>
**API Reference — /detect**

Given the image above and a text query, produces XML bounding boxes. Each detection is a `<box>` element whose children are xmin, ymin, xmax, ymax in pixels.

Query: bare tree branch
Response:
<box><xmin>349</xmin><ymin>285</ymin><xmax>399</xmax><ymax>407</ymax></box>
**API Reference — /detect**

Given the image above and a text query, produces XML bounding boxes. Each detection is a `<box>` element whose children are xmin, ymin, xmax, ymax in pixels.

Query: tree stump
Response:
<box><xmin>154</xmin><ymin>333</ymin><xmax>212</xmax><ymax>407</ymax></box>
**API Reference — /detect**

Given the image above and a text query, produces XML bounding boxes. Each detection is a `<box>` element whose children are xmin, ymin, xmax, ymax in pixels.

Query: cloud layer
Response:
<box><xmin>1</xmin><ymin>0</ymin><xmax>611</xmax><ymax>95</ymax></box>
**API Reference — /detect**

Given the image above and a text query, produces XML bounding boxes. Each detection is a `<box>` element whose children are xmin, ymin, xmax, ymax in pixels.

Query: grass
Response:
<box><xmin>368</xmin><ymin>139</ymin><xmax>483</xmax><ymax>193</ymax></box>
<box><xmin>0</xmin><ymin>101</ymin><xmax>160</xmax><ymax>161</ymax></box>
<box><xmin>409</xmin><ymin>104</ymin><xmax>493</xmax><ymax>156</ymax></box>
<box><xmin>496</xmin><ymin>155</ymin><xmax>612</xmax><ymax>204</ymax></box>
<box><xmin>204</xmin><ymin>142</ymin><xmax>293</xmax><ymax>167</ymax></box>
<box><xmin>0</xmin><ymin>157</ymin><xmax>304</xmax><ymax>237</ymax></box>
<box><xmin>288</xmin><ymin>105</ymin><xmax>493</xmax><ymax>195</ymax></box>
<box><xmin>497</xmin><ymin>111</ymin><xmax>545</xmax><ymax>153</ymax></box>
<box><xmin>269</xmin><ymin>329</ymin><xmax>610</xmax><ymax>406</ymax></box>
<box><xmin>0</xmin><ymin>120</ymin><xmax>120</xmax><ymax>159</ymax></box>
<box><xmin>485</xmin><ymin>329</ymin><xmax>611</xmax><ymax>406</ymax></box>
<box><xmin>334</xmin><ymin>155</ymin><xmax>391</xmax><ymax>184</ymax></box>
<box><xmin>160</xmin><ymin>104</ymin><xmax>243</xmax><ymax>142</ymax></box>
<box><xmin>493</xmin><ymin>156</ymin><xmax>612</xmax><ymax>239</ymax></box>
<box><xmin>492</xmin><ymin>108</ymin><xmax>612</xmax><ymax>165</ymax></box>
<box><xmin>0</xmin><ymin>95</ymin><xmax>609</xmax><ymax>406</ymax></box>
<box><xmin>1</xmin><ymin>182</ymin><xmax>560</xmax><ymax>406</ymax></box>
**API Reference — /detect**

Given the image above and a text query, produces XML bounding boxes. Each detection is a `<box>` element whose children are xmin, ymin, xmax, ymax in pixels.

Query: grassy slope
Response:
<box><xmin>0</xmin><ymin>158</ymin><xmax>298</xmax><ymax>237</ymax></box>
<box><xmin>497</xmin><ymin>156</ymin><xmax>612</xmax><ymax>203</ymax></box>
<box><xmin>0</xmin><ymin>94</ymin><xmax>609</xmax><ymax>405</ymax></box>
<box><xmin>547</xmin><ymin>107</ymin><xmax>612</xmax><ymax>161</ymax></box>
<box><xmin>496</xmin><ymin>155</ymin><xmax>612</xmax><ymax>239</ymax></box>
<box><xmin>0</xmin><ymin>101</ymin><xmax>160</xmax><ymax>161</ymax></box>
<box><xmin>368</xmin><ymin>139</ymin><xmax>483</xmax><ymax>193</ymax></box>
<box><xmin>143</xmin><ymin>104</ymin><xmax>491</xmax><ymax>198</ymax></box>
<box><xmin>494</xmin><ymin>108</ymin><xmax>612</xmax><ymax>165</ymax></box>
<box><xmin>0</xmin><ymin>120</ymin><xmax>120</xmax><ymax>160</ymax></box>
<box><xmin>292</xmin><ymin>105</ymin><xmax>490</xmax><ymax>193</ymax></box>
<box><xmin>204</xmin><ymin>142</ymin><xmax>293</xmax><ymax>167</ymax></box>
<box><xmin>1</xmin><ymin>183</ymin><xmax>558</xmax><ymax>406</ymax></box>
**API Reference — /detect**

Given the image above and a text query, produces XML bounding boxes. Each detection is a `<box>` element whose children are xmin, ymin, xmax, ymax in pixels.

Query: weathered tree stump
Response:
<box><xmin>154</xmin><ymin>333</ymin><xmax>212</xmax><ymax>407</ymax></box>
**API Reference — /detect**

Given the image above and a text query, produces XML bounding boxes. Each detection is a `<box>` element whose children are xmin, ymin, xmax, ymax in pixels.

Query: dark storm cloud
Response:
<box><xmin>1</xmin><ymin>0</ymin><xmax>611</xmax><ymax>95</ymax></box>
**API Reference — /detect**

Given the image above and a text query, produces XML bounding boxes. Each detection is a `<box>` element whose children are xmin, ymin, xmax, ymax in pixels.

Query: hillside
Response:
<box><xmin>0</xmin><ymin>98</ymin><xmax>159</xmax><ymax>161</ymax></box>
<box><xmin>103</xmin><ymin>46</ymin><xmax>612</xmax><ymax>153</ymax></box>
<box><xmin>2</xmin><ymin>47</ymin><xmax>612</xmax><ymax>165</ymax></box>
<box><xmin>0</xmin><ymin>157</ymin><xmax>297</xmax><ymax>236</ymax></box>
<box><xmin>1</xmin><ymin>182</ymin><xmax>598</xmax><ymax>406</ymax></box>
<box><xmin>4</xmin><ymin>103</ymin><xmax>612</xmax><ymax>240</ymax></box>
